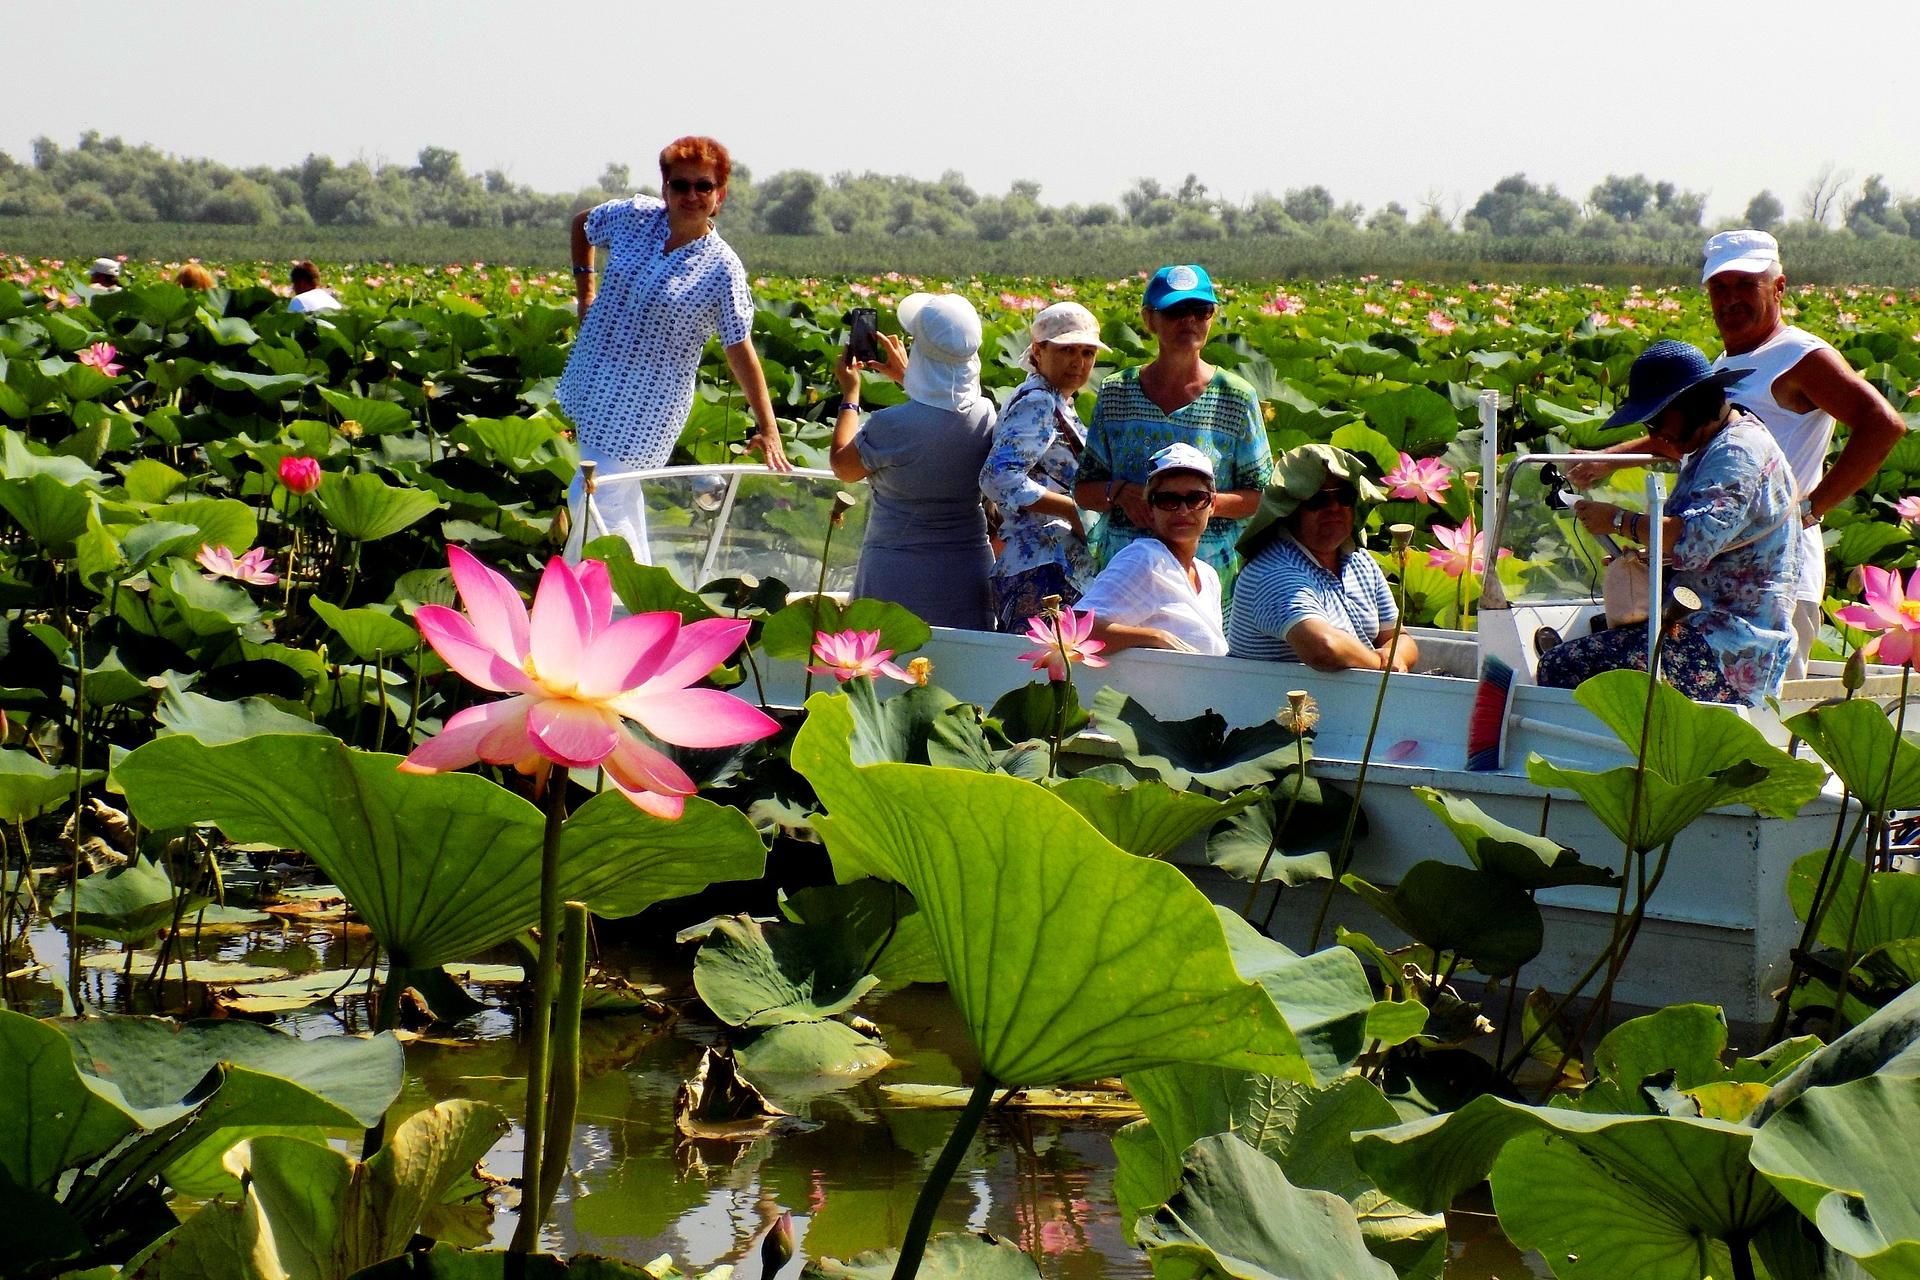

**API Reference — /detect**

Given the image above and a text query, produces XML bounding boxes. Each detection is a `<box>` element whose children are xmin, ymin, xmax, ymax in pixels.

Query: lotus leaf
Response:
<box><xmin>1341</xmin><ymin>862</ymin><xmax>1543</xmax><ymax>977</ymax></box>
<box><xmin>761</xmin><ymin>594</ymin><xmax>931</xmax><ymax>664</ymax></box>
<box><xmin>693</xmin><ymin>914</ymin><xmax>880</xmax><ymax>1026</ymax></box>
<box><xmin>0</xmin><ymin>747</ymin><xmax>103</xmax><ymax>823</ymax></box>
<box><xmin>582</xmin><ymin>537</ymin><xmax>721</xmax><ymax>621</ymax></box>
<box><xmin>735</xmin><ymin>1019</ymin><xmax>893</xmax><ymax>1079</ymax></box>
<box><xmin>778</xmin><ymin>879</ymin><xmax>943</xmax><ymax>985</ymax></box>
<box><xmin>349</xmin><ymin>1244</ymin><xmax>677</xmax><ymax>1277</ymax></box>
<box><xmin>311</xmin><ymin>599</ymin><xmax>423</xmax><ymax>662</ymax></box>
<box><xmin>318</xmin><ymin>387</ymin><xmax>414</xmax><ymax>435</ymax></box>
<box><xmin>202</xmin><ymin>368</ymin><xmax>312</xmax><ymax>401</ymax></box>
<box><xmin>161</xmin><ymin>560</ymin><xmax>262</xmax><ymax>634</ymax></box>
<box><xmin>315</xmin><ymin>471</ymin><xmax>443</xmax><ymax>542</ymax></box>
<box><xmin>1048</xmin><ymin>776</ymin><xmax>1263</xmax><ymax>859</ymax></box>
<box><xmin>1216</xmin><ymin>912</ymin><xmax>1374</xmax><ymax>1084</ymax></box>
<box><xmin>0</xmin><ymin>473</ymin><xmax>93</xmax><ymax>549</ymax></box>
<box><xmin>0</xmin><ymin>1009</ymin><xmax>139</xmax><ymax>1194</ymax></box>
<box><xmin>806</xmin><ymin>1233</ymin><xmax>1040</xmax><ymax>1279</ymax></box>
<box><xmin>151</xmin><ymin>687</ymin><xmax>326</xmax><ymax>744</ymax></box>
<box><xmin>1412</xmin><ymin>786</ymin><xmax>1617</xmax><ymax>888</ymax></box>
<box><xmin>116</xmin><ymin>733</ymin><xmax>766</xmax><ymax>968</ymax></box>
<box><xmin>1786</xmin><ymin>698</ymin><xmax>1920</xmax><ymax>813</ymax></box>
<box><xmin>985</xmin><ymin>678</ymin><xmax>1090</xmax><ymax>744</ymax></box>
<box><xmin>47</xmin><ymin>857</ymin><xmax>201</xmax><ymax>945</ymax></box>
<box><xmin>1138</xmin><ymin>1133</ymin><xmax>1396</xmax><ymax>1280</ymax></box>
<box><xmin>1526</xmin><ymin>756</ymin><xmax>1766</xmax><ymax>853</ymax></box>
<box><xmin>1572</xmin><ymin>1004</ymin><xmax>1731</xmax><ymax>1114</ymax></box>
<box><xmin>792</xmin><ymin>692</ymin><xmax>1308</xmax><ymax>1085</ymax></box>
<box><xmin>1749</xmin><ymin>983</ymin><xmax>1920</xmax><ymax>1127</ymax></box>
<box><xmin>1089</xmin><ymin>689</ymin><xmax>1305</xmax><ymax>792</ymax></box>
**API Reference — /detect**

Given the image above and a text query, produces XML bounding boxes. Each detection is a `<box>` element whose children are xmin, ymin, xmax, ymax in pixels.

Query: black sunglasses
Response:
<box><xmin>1157</xmin><ymin>301</ymin><xmax>1216</xmax><ymax>321</ymax></box>
<box><xmin>666</xmin><ymin>177</ymin><xmax>719</xmax><ymax>195</ymax></box>
<box><xmin>1300</xmin><ymin>487</ymin><xmax>1357</xmax><ymax>511</ymax></box>
<box><xmin>1149</xmin><ymin>488</ymin><xmax>1216</xmax><ymax>512</ymax></box>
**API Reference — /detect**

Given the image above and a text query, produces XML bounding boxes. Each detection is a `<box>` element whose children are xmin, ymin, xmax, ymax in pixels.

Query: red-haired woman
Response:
<box><xmin>557</xmin><ymin>136</ymin><xmax>790</xmax><ymax>548</ymax></box>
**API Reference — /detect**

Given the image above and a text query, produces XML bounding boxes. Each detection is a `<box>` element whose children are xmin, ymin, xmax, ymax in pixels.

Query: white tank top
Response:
<box><xmin>1713</xmin><ymin>325</ymin><xmax>1834</xmax><ymax>601</ymax></box>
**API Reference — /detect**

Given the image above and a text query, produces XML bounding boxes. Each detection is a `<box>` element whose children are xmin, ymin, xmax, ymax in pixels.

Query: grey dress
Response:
<box><xmin>852</xmin><ymin>398</ymin><xmax>998</xmax><ymax>630</ymax></box>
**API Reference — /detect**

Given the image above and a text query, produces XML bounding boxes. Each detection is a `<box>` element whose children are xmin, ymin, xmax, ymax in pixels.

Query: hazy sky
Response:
<box><xmin>9</xmin><ymin>0</ymin><xmax>1912</xmax><ymax>224</ymax></box>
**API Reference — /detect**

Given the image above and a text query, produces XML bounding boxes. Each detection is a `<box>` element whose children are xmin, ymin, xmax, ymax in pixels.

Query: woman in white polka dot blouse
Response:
<box><xmin>557</xmin><ymin>136</ymin><xmax>790</xmax><ymax>548</ymax></box>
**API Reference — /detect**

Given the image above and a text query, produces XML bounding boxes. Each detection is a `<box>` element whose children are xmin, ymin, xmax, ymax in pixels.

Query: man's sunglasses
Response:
<box><xmin>1149</xmin><ymin>488</ymin><xmax>1216</xmax><ymax>512</ymax></box>
<box><xmin>1300</xmin><ymin>487</ymin><xmax>1357</xmax><ymax>511</ymax></box>
<box><xmin>666</xmin><ymin>178</ymin><xmax>719</xmax><ymax>195</ymax></box>
<box><xmin>1157</xmin><ymin>301</ymin><xmax>1215</xmax><ymax>321</ymax></box>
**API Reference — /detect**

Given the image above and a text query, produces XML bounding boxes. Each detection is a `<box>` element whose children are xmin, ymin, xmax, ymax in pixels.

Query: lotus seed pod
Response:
<box><xmin>1389</xmin><ymin>523</ymin><xmax>1415</xmax><ymax>553</ymax></box>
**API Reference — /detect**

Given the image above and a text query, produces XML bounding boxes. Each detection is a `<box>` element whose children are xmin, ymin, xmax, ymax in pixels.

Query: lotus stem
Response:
<box><xmin>806</xmin><ymin>493</ymin><xmax>853</xmax><ymax>699</ymax></box>
<box><xmin>68</xmin><ymin>598</ymin><xmax>87</xmax><ymax>1010</ymax></box>
<box><xmin>1252</xmin><ymin>730</ymin><xmax>1310</xmax><ymax>927</ymax></box>
<box><xmin>1767</xmin><ymin>792</ymin><xmax>1859</xmax><ymax>1044</ymax></box>
<box><xmin>1829</xmin><ymin>663</ymin><xmax>1910</xmax><ymax>1029</ymax></box>
<box><xmin>1308</xmin><ymin>531</ymin><xmax>1413</xmax><ymax>949</ymax></box>
<box><xmin>892</xmin><ymin>1071</ymin><xmax>998</xmax><ymax>1280</ymax></box>
<box><xmin>509</xmin><ymin>775</ymin><xmax>570</xmax><ymax>1254</ymax></box>
<box><xmin>536</xmin><ymin>901</ymin><xmax>590</xmax><ymax>1220</ymax></box>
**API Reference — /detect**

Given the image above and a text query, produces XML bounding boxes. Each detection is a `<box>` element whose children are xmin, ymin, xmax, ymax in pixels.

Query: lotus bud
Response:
<box><xmin>906</xmin><ymin>656</ymin><xmax>933</xmax><ymax>687</ymax></box>
<box><xmin>278</xmin><ymin>455</ymin><xmax>322</xmax><ymax>495</ymax></box>
<box><xmin>761</xmin><ymin>1210</ymin><xmax>796</xmax><ymax>1275</ymax></box>
<box><xmin>1843</xmin><ymin>647</ymin><xmax>1868</xmax><ymax>692</ymax></box>
<box><xmin>548</xmin><ymin>504</ymin><xmax>570</xmax><ymax>547</ymax></box>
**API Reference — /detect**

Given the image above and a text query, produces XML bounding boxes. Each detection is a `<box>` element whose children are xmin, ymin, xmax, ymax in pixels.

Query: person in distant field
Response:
<box><xmin>830</xmin><ymin>292</ymin><xmax>997</xmax><ymax>630</ymax></box>
<box><xmin>1229</xmin><ymin>444</ymin><xmax>1419</xmax><ymax>673</ymax></box>
<box><xmin>979</xmin><ymin>301</ymin><xmax>1107</xmax><ymax>631</ymax></box>
<box><xmin>1074</xmin><ymin>264</ymin><xmax>1271</xmax><ymax>598</ymax></box>
<box><xmin>1075</xmin><ymin>443</ymin><xmax>1229</xmax><ymax>656</ymax></box>
<box><xmin>286</xmin><ymin>261</ymin><xmax>343</xmax><ymax>313</ymax></box>
<box><xmin>1568</xmin><ymin>230</ymin><xmax>1905</xmax><ymax>678</ymax></box>
<box><xmin>175</xmin><ymin>263</ymin><xmax>215</xmax><ymax>290</ymax></box>
<box><xmin>87</xmin><ymin>257</ymin><xmax>122</xmax><ymax>290</ymax></box>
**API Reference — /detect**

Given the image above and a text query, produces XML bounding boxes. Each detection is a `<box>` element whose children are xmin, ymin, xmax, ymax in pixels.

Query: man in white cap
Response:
<box><xmin>1570</xmin><ymin>229</ymin><xmax>1905</xmax><ymax>677</ymax></box>
<box><xmin>87</xmin><ymin>258</ymin><xmax>123</xmax><ymax>290</ymax></box>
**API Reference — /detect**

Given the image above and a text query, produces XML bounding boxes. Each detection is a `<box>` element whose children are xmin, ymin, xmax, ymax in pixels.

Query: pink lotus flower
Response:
<box><xmin>1384</xmin><ymin>452</ymin><xmax>1454</xmax><ymax>503</ymax></box>
<box><xmin>278</xmin><ymin>455</ymin><xmax>323</xmax><ymax>494</ymax></box>
<box><xmin>1895</xmin><ymin>496</ymin><xmax>1920</xmax><ymax>524</ymax></box>
<box><xmin>402</xmin><ymin>547</ymin><xmax>778</xmax><ymax>816</ymax></box>
<box><xmin>196</xmin><ymin>544</ymin><xmax>279</xmax><ymax>586</ymax></box>
<box><xmin>1426</xmin><ymin>310</ymin><xmax>1456</xmax><ymax>335</ymax></box>
<box><xmin>1017</xmin><ymin>609</ymin><xmax>1107</xmax><ymax>682</ymax></box>
<box><xmin>1834</xmin><ymin>564</ymin><xmax>1920</xmax><ymax>666</ymax></box>
<box><xmin>1426</xmin><ymin>517</ymin><xmax>1507</xmax><ymax>578</ymax></box>
<box><xmin>807</xmin><ymin>629</ymin><xmax>913</xmax><ymax>684</ymax></box>
<box><xmin>77</xmin><ymin>343</ymin><xmax>123</xmax><ymax>377</ymax></box>
<box><xmin>1363</xmin><ymin>302</ymin><xmax>1386</xmax><ymax>316</ymax></box>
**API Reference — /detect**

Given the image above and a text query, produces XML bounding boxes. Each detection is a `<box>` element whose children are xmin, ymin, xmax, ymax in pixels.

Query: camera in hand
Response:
<box><xmin>846</xmin><ymin>307</ymin><xmax>880</xmax><ymax>363</ymax></box>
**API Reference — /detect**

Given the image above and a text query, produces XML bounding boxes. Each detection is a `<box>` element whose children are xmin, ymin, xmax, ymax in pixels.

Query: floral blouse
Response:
<box><xmin>1666</xmin><ymin>412</ymin><xmax>1802</xmax><ymax>702</ymax></box>
<box><xmin>978</xmin><ymin>374</ymin><xmax>1096</xmax><ymax>587</ymax></box>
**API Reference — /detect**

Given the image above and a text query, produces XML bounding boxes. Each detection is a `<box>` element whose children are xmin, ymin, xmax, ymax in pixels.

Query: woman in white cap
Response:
<box><xmin>829</xmin><ymin>292</ymin><xmax>997</xmax><ymax>630</ymax></box>
<box><xmin>1073</xmin><ymin>442</ymin><xmax>1228</xmax><ymax>655</ymax></box>
<box><xmin>978</xmin><ymin>301</ymin><xmax>1107</xmax><ymax>631</ymax></box>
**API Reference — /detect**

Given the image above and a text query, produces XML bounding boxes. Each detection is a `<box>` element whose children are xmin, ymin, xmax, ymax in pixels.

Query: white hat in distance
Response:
<box><xmin>89</xmin><ymin>257</ymin><xmax>122</xmax><ymax>279</ymax></box>
<box><xmin>1701</xmin><ymin>229</ymin><xmax>1781</xmax><ymax>282</ymax></box>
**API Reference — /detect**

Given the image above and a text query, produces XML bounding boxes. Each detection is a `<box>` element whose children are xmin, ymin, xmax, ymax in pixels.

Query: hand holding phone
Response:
<box><xmin>847</xmin><ymin>307</ymin><xmax>880</xmax><ymax>363</ymax></box>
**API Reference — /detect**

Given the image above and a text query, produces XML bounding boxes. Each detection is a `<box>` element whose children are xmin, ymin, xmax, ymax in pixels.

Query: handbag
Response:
<box><xmin>1602</xmin><ymin>551</ymin><xmax>1651</xmax><ymax>627</ymax></box>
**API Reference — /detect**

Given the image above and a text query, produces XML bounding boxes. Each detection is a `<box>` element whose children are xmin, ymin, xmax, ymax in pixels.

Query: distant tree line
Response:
<box><xmin>5</xmin><ymin>133</ymin><xmax>1918</xmax><ymax>247</ymax></box>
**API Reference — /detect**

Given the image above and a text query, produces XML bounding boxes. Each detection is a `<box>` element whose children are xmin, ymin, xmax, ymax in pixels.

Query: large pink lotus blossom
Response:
<box><xmin>401</xmin><ymin>546</ymin><xmax>779</xmax><ymax>816</ymax></box>
<box><xmin>807</xmin><ymin>629</ymin><xmax>913</xmax><ymax>684</ymax></box>
<box><xmin>196</xmin><ymin>544</ymin><xmax>279</xmax><ymax>586</ymax></box>
<box><xmin>1894</xmin><ymin>496</ymin><xmax>1920</xmax><ymax>524</ymax></box>
<box><xmin>1017</xmin><ymin>609</ymin><xmax>1107</xmax><ymax>682</ymax></box>
<box><xmin>77</xmin><ymin>343</ymin><xmax>123</xmax><ymax>377</ymax></box>
<box><xmin>1426</xmin><ymin>517</ymin><xmax>1508</xmax><ymax>578</ymax></box>
<box><xmin>1383</xmin><ymin>452</ymin><xmax>1454</xmax><ymax>503</ymax></box>
<box><xmin>1834</xmin><ymin>564</ymin><xmax>1920</xmax><ymax>666</ymax></box>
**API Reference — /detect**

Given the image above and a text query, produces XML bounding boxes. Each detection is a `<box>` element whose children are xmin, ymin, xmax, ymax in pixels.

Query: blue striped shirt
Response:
<box><xmin>1227</xmin><ymin>534</ymin><xmax>1397</xmax><ymax>663</ymax></box>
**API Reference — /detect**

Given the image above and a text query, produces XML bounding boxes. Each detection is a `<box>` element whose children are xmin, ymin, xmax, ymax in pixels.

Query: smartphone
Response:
<box><xmin>847</xmin><ymin>307</ymin><xmax>880</xmax><ymax>363</ymax></box>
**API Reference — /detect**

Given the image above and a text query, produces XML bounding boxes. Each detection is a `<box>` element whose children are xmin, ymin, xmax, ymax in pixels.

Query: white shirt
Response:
<box><xmin>288</xmin><ymin>289</ymin><xmax>342</xmax><ymax>313</ymax></box>
<box><xmin>1713</xmin><ymin>325</ymin><xmax>1835</xmax><ymax>602</ymax></box>
<box><xmin>1075</xmin><ymin>539</ymin><xmax>1228</xmax><ymax>656</ymax></box>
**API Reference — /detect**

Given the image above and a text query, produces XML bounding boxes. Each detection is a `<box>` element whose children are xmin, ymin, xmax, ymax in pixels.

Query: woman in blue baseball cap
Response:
<box><xmin>1540</xmin><ymin>339</ymin><xmax>1802</xmax><ymax>703</ymax></box>
<box><xmin>1073</xmin><ymin>264</ymin><xmax>1272</xmax><ymax>600</ymax></box>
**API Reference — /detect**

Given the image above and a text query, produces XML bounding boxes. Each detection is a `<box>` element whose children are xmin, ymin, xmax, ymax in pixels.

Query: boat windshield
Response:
<box><xmin>575</xmin><ymin>465</ymin><xmax>865</xmax><ymax>594</ymax></box>
<box><xmin>1501</xmin><ymin>460</ymin><xmax>1662</xmax><ymax>605</ymax></box>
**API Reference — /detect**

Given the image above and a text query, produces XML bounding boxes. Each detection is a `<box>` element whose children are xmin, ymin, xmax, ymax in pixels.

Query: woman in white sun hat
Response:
<box><xmin>978</xmin><ymin>301</ymin><xmax>1108</xmax><ymax>631</ymax></box>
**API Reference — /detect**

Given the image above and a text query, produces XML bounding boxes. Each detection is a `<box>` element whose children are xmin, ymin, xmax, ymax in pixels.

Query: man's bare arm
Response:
<box><xmin>1790</xmin><ymin>348</ymin><xmax>1907</xmax><ymax>519</ymax></box>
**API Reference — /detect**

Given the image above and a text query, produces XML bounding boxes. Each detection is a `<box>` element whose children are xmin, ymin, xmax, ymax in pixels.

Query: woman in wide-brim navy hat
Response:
<box><xmin>1541</xmin><ymin>339</ymin><xmax>1802</xmax><ymax>704</ymax></box>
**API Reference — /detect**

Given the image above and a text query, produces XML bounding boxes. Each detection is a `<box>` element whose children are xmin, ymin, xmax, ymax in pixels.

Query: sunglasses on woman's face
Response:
<box><xmin>1157</xmin><ymin>302</ymin><xmax>1215</xmax><ymax>321</ymax></box>
<box><xmin>1149</xmin><ymin>488</ymin><xmax>1216</xmax><ymax>512</ymax></box>
<box><xmin>666</xmin><ymin>178</ymin><xmax>719</xmax><ymax>195</ymax></box>
<box><xmin>1300</xmin><ymin>487</ymin><xmax>1357</xmax><ymax>511</ymax></box>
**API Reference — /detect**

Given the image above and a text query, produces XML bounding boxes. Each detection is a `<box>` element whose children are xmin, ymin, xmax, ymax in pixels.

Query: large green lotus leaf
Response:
<box><xmin>805</xmin><ymin>1232</ymin><xmax>1041</xmax><ymax>1279</ymax></box>
<box><xmin>1089</xmin><ymin>688</ymin><xmax>1304</xmax><ymax>791</ymax></box>
<box><xmin>201</xmin><ymin>367</ymin><xmax>312</xmax><ymax>401</ymax></box>
<box><xmin>1413</xmin><ymin>786</ymin><xmax>1618</xmax><ymax>889</ymax></box>
<box><xmin>1204</xmin><ymin>786</ymin><xmax>1337</xmax><ymax>888</ymax></box>
<box><xmin>1750</xmin><ymin>983</ymin><xmax>1920</xmax><ymax>1128</ymax></box>
<box><xmin>1341</xmin><ymin>862</ymin><xmax>1542</xmax><ymax>977</ymax></box>
<box><xmin>1750</xmin><ymin>1075</ymin><xmax>1920</xmax><ymax>1278</ymax></box>
<box><xmin>311</xmin><ymin>599</ymin><xmax>423</xmax><ymax>662</ymax></box>
<box><xmin>1360</xmin><ymin>384</ymin><xmax>1458</xmax><ymax>455</ymax></box>
<box><xmin>1113</xmin><ymin>1118</ymin><xmax>1184</xmax><ymax>1243</ymax></box>
<box><xmin>348</xmin><ymin>1244</ymin><xmax>667</xmax><ymax>1278</ymax></box>
<box><xmin>692</xmin><ymin>914</ymin><xmax>880</xmax><ymax>1027</ymax></box>
<box><xmin>792</xmin><ymin>692</ymin><xmax>1308</xmax><ymax>1085</ymax></box>
<box><xmin>0</xmin><ymin>1009</ymin><xmax>139</xmax><ymax>1193</ymax></box>
<box><xmin>314</xmin><ymin>471</ymin><xmax>443</xmax><ymax>542</ymax></box>
<box><xmin>166</xmin><ymin>497</ymin><xmax>258</xmax><ymax>553</ymax></box>
<box><xmin>0</xmin><ymin>747</ymin><xmax>103</xmax><ymax>823</ymax></box>
<box><xmin>1573</xmin><ymin>670</ymin><xmax>1824</xmax><ymax>816</ymax></box>
<box><xmin>47</xmin><ymin>857</ymin><xmax>203</xmax><ymax>945</ymax></box>
<box><xmin>1487</xmin><ymin>1124</ymin><xmax>1774</xmax><ymax>1280</ymax></box>
<box><xmin>1788</xmin><ymin>852</ymin><xmax>1920</xmax><ymax>952</ymax></box>
<box><xmin>1526</xmin><ymin>756</ymin><xmax>1764</xmax><ymax>853</ymax></box>
<box><xmin>1216</xmin><ymin>912</ymin><xmax>1372</xmax><ymax>1084</ymax></box>
<box><xmin>57</xmin><ymin>1016</ymin><xmax>403</xmax><ymax>1130</ymax></box>
<box><xmin>116</xmin><ymin>733</ymin><xmax>765</xmax><ymax>967</ymax></box>
<box><xmin>152</xmin><ymin>687</ymin><xmax>328</xmax><ymax>745</ymax></box>
<box><xmin>779</xmin><ymin>879</ymin><xmax>943</xmax><ymax>985</ymax></box>
<box><xmin>843</xmin><ymin>678</ymin><xmax>971</xmax><ymax>766</ymax></box>
<box><xmin>121</xmin><ymin>458</ymin><xmax>189</xmax><ymax>504</ymax></box>
<box><xmin>1786</xmin><ymin>698</ymin><xmax>1920</xmax><ymax>813</ymax></box>
<box><xmin>0</xmin><ymin>472</ymin><xmax>93</xmax><ymax>548</ymax></box>
<box><xmin>734</xmin><ymin>1019</ymin><xmax>893</xmax><ymax>1079</ymax></box>
<box><xmin>0</xmin><ymin>1174</ymin><xmax>89</xmax><ymax>1277</ymax></box>
<box><xmin>1048</xmin><ymin>776</ymin><xmax>1264</xmax><ymax>859</ymax></box>
<box><xmin>1572</xmin><ymin>1004</ymin><xmax>1730</xmax><ymax>1115</ymax></box>
<box><xmin>317</xmin><ymin>387</ymin><xmax>414</xmax><ymax>436</ymax></box>
<box><xmin>1137</xmin><ymin>1133</ymin><xmax>1396</xmax><ymax>1280</ymax></box>
<box><xmin>161</xmin><ymin>560</ymin><xmax>263</xmax><ymax>634</ymax></box>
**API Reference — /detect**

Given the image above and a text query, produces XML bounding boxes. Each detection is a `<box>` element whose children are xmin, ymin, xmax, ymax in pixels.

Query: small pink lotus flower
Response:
<box><xmin>1834</xmin><ymin>564</ymin><xmax>1920</xmax><ymax>666</ymax></box>
<box><xmin>77</xmin><ymin>343</ymin><xmax>124</xmax><ymax>377</ymax></box>
<box><xmin>1426</xmin><ymin>517</ymin><xmax>1508</xmax><ymax>579</ymax></box>
<box><xmin>1894</xmin><ymin>496</ymin><xmax>1920</xmax><ymax>524</ymax></box>
<box><xmin>806</xmin><ymin>629</ymin><xmax>913</xmax><ymax>684</ymax></box>
<box><xmin>1383</xmin><ymin>452</ymin><xmax>1454</xmax><ymax>503</ymax></box>
<box><xmin>1426</xmin><ymin>310</ymin><xmax>1456</xmax><ymax>335</ymax></box>
<box><xmin>402</xmin><ymin>547</ymin><xmax>779</xmax><ymax>815</ymax></box>
<box><xmin>196</xmin><ymin>544</ymin><xmax>279</xmax><ymax>586</ymax></box>
<box><xmin>1017</xmin><ymin>609</ymin><xmax>1107</xmax><ymax>682</ymax></box>
<box><xmin>278</xmin><ymin>455</ymin><xmax>323</xmax><ymax>494</ymax></box>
